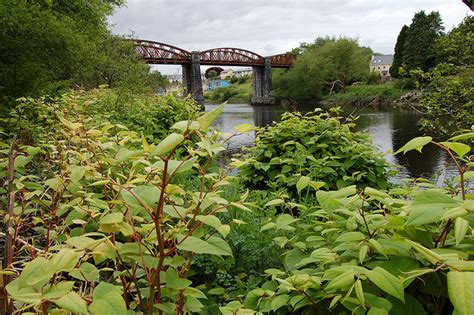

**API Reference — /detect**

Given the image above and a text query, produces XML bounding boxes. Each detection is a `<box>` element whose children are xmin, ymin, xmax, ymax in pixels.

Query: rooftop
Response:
<box><xmin>370</xmin><ymin>54</ymin><xmax>394</xmax><ymax>66</ymax></box>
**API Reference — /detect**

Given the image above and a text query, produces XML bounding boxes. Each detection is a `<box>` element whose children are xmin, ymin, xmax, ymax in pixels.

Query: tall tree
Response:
<box><xmin>390</xmin><ymin>25</ymin><xmax>408</xmax><ymax>77</ymax></box>
<box><xmin>273</xmin><ymin>38</ymin><xmax>372</xmax><ymax>101</ymax></box>
<box><xmin>402</xmin><ymin>11</ymin><xmax>444</xmax><ymax>71</ymax></box>
<box><xmin>0</xmin><ymin>0</ymin><xmax>152</xmax><ymax>109</ymax></box>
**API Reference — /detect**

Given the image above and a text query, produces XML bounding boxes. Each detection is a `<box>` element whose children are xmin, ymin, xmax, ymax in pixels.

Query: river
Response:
<box><xmin>207</xmin><ymin>103</ymin><xmax>460</xmax><ymax>185</ymax></box>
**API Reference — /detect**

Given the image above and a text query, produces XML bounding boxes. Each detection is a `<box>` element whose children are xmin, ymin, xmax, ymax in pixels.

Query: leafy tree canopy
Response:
<box><xmin>274</xmin><ymin>37</ymin><xmax>372</xmax><ymax>101</ymax></box>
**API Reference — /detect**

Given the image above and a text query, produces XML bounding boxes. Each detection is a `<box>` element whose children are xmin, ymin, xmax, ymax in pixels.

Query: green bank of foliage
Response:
<box><xmin>0</xmin><ymin>0</ymin><xmax>161</xmax><ymax>112</ymax></box>
<box><xmin>396</xmin><ymin>16</ymin><xmax>474</xmax><ymax>137</ymax></box>
<box><xmin>273</xmin><ymin>37</ymin><xmax>373</xmax><ymax>102</ymax></box>
<box><xmin>322</xmin><ymin>83</ymin><xmax>407</xmax><ymax>107</ymax></box>
<box><xmin>1</xmin><ymin>102</ymin><xmax>256</xmax><ymax>314</ymax></box>
<box><xmin>0</xmin><ymin>89</ymin><xmax>201</xmax><ymax>145</ymax></box>
<box><xmin>234</xmin><ymin>108</ymin><xmax>393</xmax><ymax>196</ymax></box>
<box><xmin>204</xmin><ymin>79</ymin><xmax>252</xmax><ymax>104</ymax></box>
<box><xmin>238</xmin><ymin>134</ymin><xmax>473</xmax><ymax>314</ymax></box>
<box><xmin>1</xmin><ymin>92</ymin><xmax>473</xmax><ymax>314</ymax></box>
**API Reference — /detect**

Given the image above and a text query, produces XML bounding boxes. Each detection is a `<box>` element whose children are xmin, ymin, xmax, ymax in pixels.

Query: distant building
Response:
<box><xmin>370</xmin><ymin>55</ymin><xmax>393</xmax><ymax>78</ymax></box>
<box><xmin>204</xmin><ymin>80</ymin><xmax>232</xmax><ymax>91</ymax></box>
<box><xmin>220</xmin><ymin>68</ymin><xmax>252</xmax><ymax>80</ymax></box>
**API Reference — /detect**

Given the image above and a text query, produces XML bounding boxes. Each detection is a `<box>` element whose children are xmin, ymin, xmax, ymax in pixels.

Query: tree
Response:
<box><xmin>437</xmin><ymin>16</ymin><xmax>474</xmax><ymax>67</ymax></box>
<box><xmin>402</xmin><ymin>11</ymin><xmax>444</xmax><ymax>71</ymax></box>
<box><xmin>0</xmin><ymin>0</ymin><xmax>153</xmax><ymax>110</ymax></box>
<box><xmin>273</xmin><ymin>38</ymin><xmax>372</xmax><ymax>101</ymax></box>
<box><xmin>390</xmin><ymin>25</ymin><xmax>408</xmax><ymax>77</ymax></box>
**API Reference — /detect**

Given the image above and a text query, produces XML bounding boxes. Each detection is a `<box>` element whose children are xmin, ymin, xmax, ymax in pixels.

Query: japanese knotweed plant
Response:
<box><xmin>224</xmin><ymin>133</ymin><xmax>473</xmax><ymax>314</ymax></box>
<box><xmin>233</xmin><ymin>108</ymin><xmax>394</xmax><ymax>199</ymax></box>
<box><xmin>1</xmin><ymin>104</ymin><xmax>255</xmax><ymax>314</ymax></box>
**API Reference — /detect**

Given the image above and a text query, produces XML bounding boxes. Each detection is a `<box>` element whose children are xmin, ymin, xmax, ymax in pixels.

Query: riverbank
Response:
<box><xmin>204</xmin><ymin>81</ymin><xmax>251</xmax><ymax>103</ymax></box>
<box><xmin>321</xmin><ymin>83</ymin><xmax>417</xmax><ymax>108</ymax></box>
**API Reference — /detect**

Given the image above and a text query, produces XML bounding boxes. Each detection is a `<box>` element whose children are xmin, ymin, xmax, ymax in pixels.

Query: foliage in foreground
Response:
<box><xmin>0</xmin><ymin>89</ymin><xmax>201</xmax><ymax>145</ymax></box>
<box><xmin>1</xmin><ymin>104</ymin><xmax>257</xmax><ymax>313</ymax></box>
<box><xmin>235</xmin><ymin>108</ymin><xmax>393</xmax><ymax>197</ymax></box>
<box><xmin>228</xmin><ymin>134</ymin><xmax>473</xmax><ymax>314</ymax></box>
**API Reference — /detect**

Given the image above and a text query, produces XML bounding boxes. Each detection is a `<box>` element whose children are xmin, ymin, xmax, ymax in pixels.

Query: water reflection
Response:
<box><xmin>207</xmin><ymin>103</ymin><xmax>459</xmax><ymax>182</ymax></box>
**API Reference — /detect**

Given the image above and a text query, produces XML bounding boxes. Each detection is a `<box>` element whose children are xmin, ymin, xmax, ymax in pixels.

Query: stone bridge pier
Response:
<box><xmin>182</xmin><ymin>51</ymin><xmax>204</xmax><ymax>106</ymax></box>
<box><xmin>251</xmin><ymin>57</ymin><xmax>275</xmax><ymax>105</ymax></box>
<box><xmin>182</xmin><ymin>53</ymin><xmax>275</xmax><ymax>107</ymax></box>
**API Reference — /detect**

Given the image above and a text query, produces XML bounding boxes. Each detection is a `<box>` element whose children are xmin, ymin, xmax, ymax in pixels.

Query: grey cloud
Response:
<box><xmin>109</xmin><ymin>0</ymin><xmax>471</xmax><ymax>73</ymax></box>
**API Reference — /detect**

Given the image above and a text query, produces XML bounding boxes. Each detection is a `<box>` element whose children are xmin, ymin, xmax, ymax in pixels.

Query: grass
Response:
<box><xmin>204</xmin><ymin>81</ymin><xmax>252</xmax><ymax>103</ymax></box>
<box><xmin>322</xmin><ymin>83</ymin><xmax>410</xmax><ymax>106</ymax></box>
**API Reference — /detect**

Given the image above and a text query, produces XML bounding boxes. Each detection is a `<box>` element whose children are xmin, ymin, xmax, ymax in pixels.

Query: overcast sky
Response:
<box><xmin>109</xmin><ymin>0</ymin><xmax>471</xmax><ymax>74</ymax></box>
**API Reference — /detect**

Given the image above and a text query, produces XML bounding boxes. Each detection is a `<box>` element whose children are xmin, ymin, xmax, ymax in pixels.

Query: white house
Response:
<box><xmin>370</xmin><ymin>55</ymin><xmax>393</xmax><ymax>78</ymax></box>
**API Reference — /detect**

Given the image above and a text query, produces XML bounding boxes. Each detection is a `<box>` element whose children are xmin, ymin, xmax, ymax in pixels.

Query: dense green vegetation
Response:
<box><xmin>204</xmin><ymin>76</ymin><xmax>252</xmax><ymax>103</ymax></box>
<box><xmin>235</xmin><ymin>109</ymin><xmax>393</xmax><ymax>195</ymax></box>
<box><xmin>322</xmin><ymin>83</ymin><xmax>408</xmax><ymax>107</ymax></box>
<box><xmin>391</xmin><ymin>11</ymin><xmax>444</xmax><ymax>76</ymax></box>
<box><xmin>403</xmin><ymin>16</ymin><xmax>474</xmax><ymax>137</ymax></box>
<box><xmin>273</xmin><ymin>37</ymin><xmax>373</xmax><ymax>102</ymax></box>
<box><xmin>0</xmin><ymin>0</ymin><xmax>162</xmax><ymax>114</ymax></box>
<box><xmin>1</xmin><ymin>1</ymin><xmax>473</xmax><ymax>314</ymax></box>
<box><xmin>1</xmin><ymin>92</ymin><xmax>472</xmax><ymax>314</ymax></box>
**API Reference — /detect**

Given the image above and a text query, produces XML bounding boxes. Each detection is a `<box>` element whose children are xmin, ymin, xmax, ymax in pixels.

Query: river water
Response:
<box><xmin>207</xmin><ymin>103</ymin><xmax>460</xmax><ymax>185</ymax></box>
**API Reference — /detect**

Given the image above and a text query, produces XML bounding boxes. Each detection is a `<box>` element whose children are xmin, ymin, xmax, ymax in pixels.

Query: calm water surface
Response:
<box><xmin>207</xmin><ymin>103</ymin><xmax>459</xmax><ymax>184</ymax></box>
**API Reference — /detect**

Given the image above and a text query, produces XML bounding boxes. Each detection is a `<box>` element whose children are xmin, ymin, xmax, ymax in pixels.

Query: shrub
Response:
<box><xmin>234</xmin><ymin>108</ymin><xmax>393</xmax><ymax>197</ymax></box>
<box><xmin>1</xmin><ymin>88</ymin><xmax>201</xmax><ymax>145</ymax></box>
<box><xmin>1</xmin><ymin>104</ymin><xmax>256</xmax><ymax>313</ymax></box>
<box><xmin>229</xmin><ymin>134</ymin><xmax>473</xmax><ymax>314</ymax></box>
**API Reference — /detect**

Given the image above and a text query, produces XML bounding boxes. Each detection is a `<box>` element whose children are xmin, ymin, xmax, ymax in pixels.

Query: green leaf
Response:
<box><xmin>335</xmin><ymin>232</ymin><xmax>366</xmax><ymax>243</ymax></box>
<box><xmin>5</xmin><ymin>279</ymin><xmax>42</xmax><ymax>304</ymax></box>
<box><xmin>69</xmin><ymin>262</ymin><xmax>100</xmax><ymax>282</ymax></box>
<box><xmin>447</xmin><ymin>271</ymin><xmax>474</xmax><ymax>315</ymax></box>
<box><xmin>325</xmin><ymin>270</ymin><xmax>355</xmax><ymax>291</ymax></box>
<box><xmin>394</xmin><ymin>136</ymin><xmax>432</xmax><ymax>154</ymax></box>
<box><xmin>50</xmin><ymin>249</ymin><xmax>83</xmax><ymax>273</ymax></box>
<box><xmin>271</xmin><ymin>294</ymin><xmax>290</xmax><ymax>312</ymax></box>
<box><xmin>440</xmin><ymin>142</ymin><xmax>471</xmax><ymax>157</ymax></box>
<box><xmin>265</xmin><ymin>199</ymin><xmax>285</xmax><ymax>207</ymax></box>
<box><xmin>99</xmin><ymin>213</ymin><xmax>123</xmax><ymax>225</ymax></box>
<box><xmin>177</xmin><ymin>236</ymin><xmax>232</xmax><ymax>256</ymax></box>
<box><xmin>405</xmin><ymin>240</ymin><xmax>443</xmax><ymax>265</ymax></box>
<box><xmin>355</xmin><ymin>279</ymin><xmax>365</xmax><ymax>309</ymax></box>
<box><xmin>197</xmin><ymin>103</ymin><xmax>225</xmax><ymax>131</ymax></box>
<box><xmin>55</xmin><ymin>292</ymin><xmax>88</xmax><ymax>314</ymax></box>
<box><xmin>42</xmin><ymin>282</ymin><xmax>75</xmax><ymax>300</ymax></box>
<box><xmin>166</xmin><ymin>268</ymin><xmax>192</xmax><ymax>290</ymax></box>
<box><xmin>234</xmin><ymin>123</ymin><xmax>255</xmax><ymax>133</ymax></box>
<box><xmin>405</xmin><ymin>190</ymin><xmax>457</xmax><ymax>226</ymax></box>
<box><xmin>121</xmin><ymin>185</ymin><xmax>160</xmax><ymax>213</ymax></box>
<box><xmin>196</xmin><ymin>215</ymin><xmax>222</xmax><ymax>231</ymax></box>
<box><xmin>18</xmin><ymin>257</ymin><xmax>54</xmax><ymax>289</ymax></box>
<box><xmin>68</xmin><ymin>165</ymin><xmax>86</xmax><ymax>183</ymax></box>
<box><xmin>366</xmin><ymin>267</ymin><xmax>404</xmax><ymax>302</ymax></box>
<box><xmin>151</xmin><ymin>133</ymin><xmax>184</xmax><ymax>156</ymax></box>
<box><xmin>296</xmin><ymin>176</ymin><xmax>311</xmax><ymax>194</ymax></box>
<box><xmin>368</xmin><ymin>239</ymin><xmax>388</xmax><ymax>258</ymax></box>
<box><xmin>454</xmin><ymin>217</ymin><xmax>469</xmax><ymax>245</ymax></box>
<box><xmin>449</xmin><ymin>132</ymin><xmax>474</xmax><ymax>141</ymax></box>
<box><xmin>172</xmin><ymin>120</ymin><xmax>200</xmax><ymax>132</ymax></box>
<box><xmin>89</xmin><ymin>282</ymin><xmax>127</xmax><ymax>315</ymax></box>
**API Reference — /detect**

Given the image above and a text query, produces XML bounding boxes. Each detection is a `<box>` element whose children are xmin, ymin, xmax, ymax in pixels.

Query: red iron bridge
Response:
<box><xmin>133</xmin><ymin>39</ymin><xmax>295</xmax><ymax>105</ymax></box>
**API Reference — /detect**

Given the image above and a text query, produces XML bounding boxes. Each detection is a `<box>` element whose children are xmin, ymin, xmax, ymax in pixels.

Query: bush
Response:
<box><xmin>1</xmin><ymin>104</ymin><xmax>255</xmax><ymax>314</ymax></box>
<box><xmin>1</xmin><ymin>88</ymin><xmax>201</xmax><ymax>145</ymax></box>
<box><xmin>232</xmin><ymin>134</ymin><xmax>473</xmax><ymax>314</ymax></box>
<box><xmin>235</xmin><ymin>108</ymin><xmax>393</xmax><ymax>197</ymax></box>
